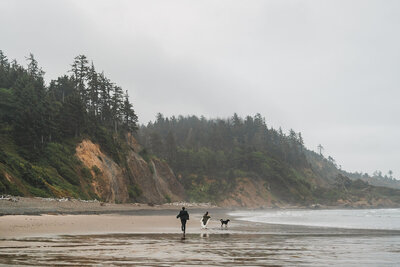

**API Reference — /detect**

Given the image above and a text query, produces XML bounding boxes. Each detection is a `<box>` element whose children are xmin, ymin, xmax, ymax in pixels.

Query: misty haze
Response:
<box><xmin>1</xmin><ymin>0</ymin><xmax>400</xmax><ymax>266</ymax></box>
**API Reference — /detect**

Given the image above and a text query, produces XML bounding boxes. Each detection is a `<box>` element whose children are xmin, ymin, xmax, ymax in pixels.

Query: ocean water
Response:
<box><xmin>229</xmin><ymin>208</ymin><xmax>400</xmax><ymax>230</ymax></box>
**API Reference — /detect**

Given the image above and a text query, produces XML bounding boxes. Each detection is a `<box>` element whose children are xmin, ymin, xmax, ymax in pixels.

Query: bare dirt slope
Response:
<box><xmin>219</xmin><ymin>178</ymin><xmax>275</xmax><ymax>208</ymax></box>
<box><xmin>75</xmin><ymin>137</ymin><xmax>185</xmax><ymax>204</ymax></box>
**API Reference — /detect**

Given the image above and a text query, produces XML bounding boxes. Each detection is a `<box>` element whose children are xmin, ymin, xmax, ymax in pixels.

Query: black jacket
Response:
<box><xmin>177</xmin><ymin>210</ymin><xmax>189</xmax><ymax>220</ymax></box>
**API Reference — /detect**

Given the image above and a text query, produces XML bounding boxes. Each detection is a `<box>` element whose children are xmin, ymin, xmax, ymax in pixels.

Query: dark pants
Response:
<box><xmin>181</xmin><ymin>219</ymin><xmax>187</xmax><ymax>233</ymax></box>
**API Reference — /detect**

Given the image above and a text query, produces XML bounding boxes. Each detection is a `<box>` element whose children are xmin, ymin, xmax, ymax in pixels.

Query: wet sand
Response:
<box><xmin>0</xmin><ymin>212</ymin><xmax>223</xmax><ymax>238</ymax></box>
<box><xmin>2</xmin><ymin>199</ymin><xmax>400</xmax><ymax>266</ymax></box>
<box><xmin>1</xmin><ymin>210</ymin><xmax>400</xmax><ymax>266</ymax></box>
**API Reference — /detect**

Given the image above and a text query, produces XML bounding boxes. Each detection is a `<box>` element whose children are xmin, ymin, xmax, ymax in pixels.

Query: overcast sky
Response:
<box><xmin>1</xmin><ymin>0</ymin><xmax>399</xmax><ymax>177</ymax></box>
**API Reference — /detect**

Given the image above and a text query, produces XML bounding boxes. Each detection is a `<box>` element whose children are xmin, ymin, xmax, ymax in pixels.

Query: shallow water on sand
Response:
<box><xmin>230</xmin><ymin>208</ymin><xmax>400</xmax><ymax>230</ymax></box>
<box><xmin>1</xmin><ymin>225</ymin><xmax>400</xmax><ymax>266</ymax></box>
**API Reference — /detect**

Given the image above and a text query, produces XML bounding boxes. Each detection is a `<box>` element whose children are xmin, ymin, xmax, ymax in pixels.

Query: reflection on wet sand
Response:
<box><xmin>200</xmin><ymin>232</ymin><xmax>209</xmax><ymax>238</ymax></box>
<box><xmin>1</xmin><ymin>229</ymin><xmax>400</xmax><ymax>266</ymax></box>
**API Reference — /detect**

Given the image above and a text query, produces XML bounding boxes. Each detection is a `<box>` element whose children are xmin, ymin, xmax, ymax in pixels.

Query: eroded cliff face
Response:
<box><xmin>218</xmin><ymin>178</ymin><xmax>275</xmax><ymax>208</ymax></box>
<box><xmin>75</xmin><ymin>137</ymin><xmax>185</xmax><ymax>203</ymax></box>
<box><xmin>125</xmin><ymin>152</ymin><xmax>185</xmax><ymax>203</ymax></box>
<box><xmin>76</xmin><ymin>140</ymin><xmax>129</xmax><ymax>203</ymax></box>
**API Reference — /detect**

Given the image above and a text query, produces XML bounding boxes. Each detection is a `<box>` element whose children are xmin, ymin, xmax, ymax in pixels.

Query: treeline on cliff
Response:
<box><xmin>306</xmin><ymin>148</ymin><xmax>400</xmax><ymax>190</ymax></box>
<box><xmin>138</xmin><ymin>114</ymin><xmax>400</xmax><ymax>205</ymax></box>
<box><xmin>0</xmin><ymin>51</ymin><xmax>137</xmax><ymax>197</ymax></box>
<box><xmin>137</xmin><ymin>113</ymin><xmax>316</xmax><ymax>203</ymax></box>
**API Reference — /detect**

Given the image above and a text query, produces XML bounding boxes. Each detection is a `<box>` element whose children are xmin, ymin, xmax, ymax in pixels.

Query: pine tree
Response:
<box><xmin>317</xmin><ymin>144</ymin><xmax>324</xmax><ymax>156</ymax></box>
<box><xmin>26</xmin><ymin>53</ymin><xmax>44</xmax><ymax>81</ymax></box>
<box><xmin>149</xmin><ymin>132</ymin><xmax>163</xmax><ymax>156</ymax></box>
<box><xmin>70</xmin><ymin>55</ymin><xmax>89</xmax><ymax>106</ymax></box>
<box><xmin>0</xmin><ymin>50</ymin><xmax>8</xmax><ymax>68</ymax></box>
<box><xmin>122</xmin><ymin>90</ymin><xmax>138</xmax><ymax>132</ymax></box>
<box><xmin>98</xmin><ymin>71</ymin><xmax>113</xmax><ymax>123</ymax></box>
<box><xmin>0</xmin><ymin>50</ymin><xmax>9</xmax><ymax>87</ymax></box>
<box><xmin>60</xmin><ymin>92</ymin><xmax>86</xmax><ymax>137</ymax></box>
<box><xmin>13</xmin><ymin>74</ymin><xmax>41</xmax><ymax>154</ymax></box>
<box><xmin>111</xmin><ymin>85</ymin><xmax>124</xmax><ymax>133</ymax></box>
<box><xmin>48</xmin><ymin>75</ymin><xmax>75</xmax><ymax>103</ymax></box>
<box><xmin>87</xmin><ymin>62</ymin><xmax>99</xmax><ymax>116</ymax></box>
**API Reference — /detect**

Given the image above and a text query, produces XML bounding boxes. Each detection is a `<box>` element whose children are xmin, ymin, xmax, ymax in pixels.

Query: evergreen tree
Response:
<box><xmin>111</xmin><ymin>85</ymin><xmax>124</xmax><ymax>133</ymax></box>
<box><xmin>48</xmin><ymin>75</ymin><xmax>75</xmax><ymax>103</ymax></box>
<box><xmin>87</xmin><ymin>62</ymin><xmax>99</xmax><ymax>115</ymax></box>
<box><xmin>149</xmin><ymin>132</ymin><xmax>163</xmax><ymax>156</ymax></box>
<box><xmin>0</xmin><ymin>50</ymin><xmax>8</xmax><ymax>68</ymax></box>
<box><xmin>59</xmin><ymin>92</ymin><xmax>86</xmax><ymax>137</ymax></box>
<box><xmin>13</xmin><ymin>74</ymin><xmax>41</xmax><ymax>154</ymax></box>
<box><xmin>317</xmin><ymin>144</ymin><xmax>324</xmax><ymax>156</ymax></box>
<box><xmin>26</xmin><ymin>53</ymin><xmax>45</xmax><ymax>82</ymax></box>
<box><xmin>98</xmin><ymin>71</ymin><xmax>113</xmax><ymax>123</ymax></box>
<box><xmin>122</xmin><ymin>90</ymin><xmax>138</xmax><ymax>132</ymax></box>
<box><xmin>70</xmin><ymin>55</ymin><xmax>89</xmax><ymax>106</ymax></box>
<box><xmin>0</xmin><ymin>50</ymin><xmax>9</xmax><ymax>87</ymax></box>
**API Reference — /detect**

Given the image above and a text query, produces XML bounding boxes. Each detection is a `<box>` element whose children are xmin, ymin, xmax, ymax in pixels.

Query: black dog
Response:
<box><xmin>220</xmin><ymin>219</ymin><xmax>230</xmax><ymax>228</ymax></box>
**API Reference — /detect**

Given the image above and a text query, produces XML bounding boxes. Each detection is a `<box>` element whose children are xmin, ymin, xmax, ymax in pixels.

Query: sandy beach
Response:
<box><xmin>0</xmin><ymin>197</ymin><xmax>226</xmax><ymax>238</ymax></box>
<box><xmin>0</xmin><ymin>196</ymin><xmax>236</xmax><ymax>240</ymax></box>
<box><xmin>0</xmin><ymin>212</ymin><xmax>230</xmax><ymax>239</ymax></box>
<box><xmin>2</xmin><ymin>198</ymin><xmax>400</xmax><ymax>266</ymax></box>
<box><xmin>1</xmin><ymin>214</ymin><xmax>183</xmax><ymax>238</ymax></box>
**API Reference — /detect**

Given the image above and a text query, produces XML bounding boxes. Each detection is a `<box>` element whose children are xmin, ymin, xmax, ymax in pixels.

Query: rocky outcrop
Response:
<box><xmin>75</xmin><ymin>137</ymin><xmax>185</xmax><ymax>204</ymax></box>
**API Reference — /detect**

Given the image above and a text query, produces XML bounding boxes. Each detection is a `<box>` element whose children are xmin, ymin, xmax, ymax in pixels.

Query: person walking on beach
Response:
<box><xmin>201</xmin><ymin>211</ymin><xmax>211</xmax><ymax>229</ymax></box>
<box><xmin>177</xmin><ymin>207</ymin><xmax>189</xmax><ymax>235</ymax></box>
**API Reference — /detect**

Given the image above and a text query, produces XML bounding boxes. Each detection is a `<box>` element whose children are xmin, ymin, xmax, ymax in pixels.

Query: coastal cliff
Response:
<box><xmin>2</xmin><ymin>132</ymin><xmax>400</xmax><ymax>207</ymax></box>
<box><xmin>75</xmin><ymin>137</ymin><xmax>185</xmax><ymax>204</ymax></box>
<box><xmin>1</xmin><ymin>51</ymin><xmax>400</xmax><ymax>208</ymax></box>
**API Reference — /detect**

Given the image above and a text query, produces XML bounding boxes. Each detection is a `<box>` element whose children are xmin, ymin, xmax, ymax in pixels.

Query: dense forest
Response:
<box><xmin>0</xmin><ymin>51</ymin><xmax>137</xmax><ymax>154</ymax></box>
<box><xmin>0</xmin><ymin>51</ymin><xmax>138</xmax><ymax>197</ymax></box>
<box><xmin>137</xmin><ymin>114</ymin><xmax>320</xmax><ymax>203</ymax></box>
<box><xmin>138</xmin><ymin>114</ymin><xmax>400</xmax><ymax>205</ymax></box>
<box><xmin>139</xmin><ymin>113</ymin><xmax>307</xmax><ymax>168</ymax></box>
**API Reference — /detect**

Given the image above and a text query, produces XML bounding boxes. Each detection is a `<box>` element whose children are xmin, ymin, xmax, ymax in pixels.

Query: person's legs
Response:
<box><xmin>181</xmin><ymin>219</ymin><xmax>186</xmax><ymax>233</ymax></box>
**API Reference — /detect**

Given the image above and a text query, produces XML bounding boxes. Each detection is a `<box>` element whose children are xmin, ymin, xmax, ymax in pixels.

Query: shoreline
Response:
<box><xmin>2</xmin><ymin>204</ymin><xmax>400</xmax><ymax>266</ymax></box>
<box><xmin>1</xmin><ymin>196</ymin><xmax>399</xmax><ymax>217</ymax></box>
<box><xmin>0</xmin><ymin>196</ymin><xmax>222</xmax><ymax>216</ymax></box>
<box><xmin>3</xmin><ymin>209</ymin><xmax>399</xmax><ymax>240</ymax></box>
<box><xmin>2</xmin><ymin>196</ymin><xmax>400</xmax><ymax>240</ymax></box>
<box><xmin>0</xmin><ymin>206</ymin><xmax>232</xmax><ymax>239</ymax></box>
